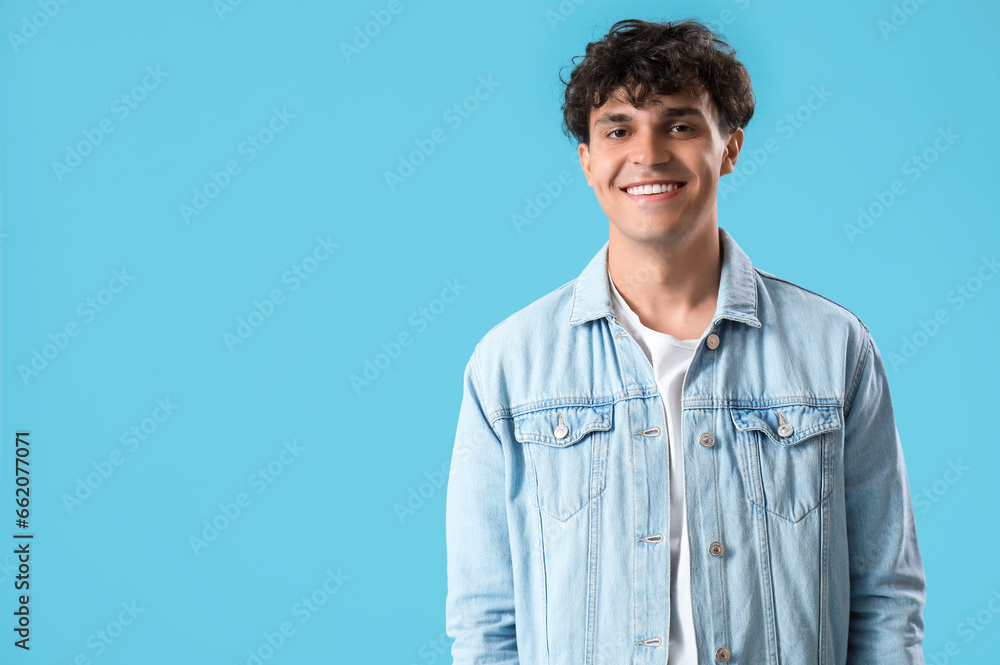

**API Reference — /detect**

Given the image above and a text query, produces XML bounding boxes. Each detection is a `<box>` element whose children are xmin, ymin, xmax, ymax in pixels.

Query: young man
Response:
<box><xmin>446</xmin><ymin>18</ymin><xmax>926</xmax><ymax>665</ymax></box>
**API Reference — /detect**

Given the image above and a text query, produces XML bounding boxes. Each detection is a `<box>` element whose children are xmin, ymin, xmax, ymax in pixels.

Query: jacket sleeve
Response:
<box><xmin>843</xmin><ymin>329</ymin><xmax>926</xmax><ymax>664</ymax></box>
<box><xmin>445</xmin><ymin>346</ymin><xmax>519</xmax><ymax>664</ymax></box>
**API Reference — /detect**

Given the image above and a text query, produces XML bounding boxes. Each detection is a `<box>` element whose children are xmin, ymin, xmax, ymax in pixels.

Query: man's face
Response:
<box><xmin>578</xmin><ymin>85</ymin><xmax>743</xmax><ymax>244</ymax></box>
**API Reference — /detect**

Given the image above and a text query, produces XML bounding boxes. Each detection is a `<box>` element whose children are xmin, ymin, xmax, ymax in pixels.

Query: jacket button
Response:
<box><xmin>715</xmin><ymin>647</ymin><xmax>732</xmax><ymax>662</ymax></box>
<box><xmin>554</xmin><ymin>424</ymin><xmax>569</xmax><ymax>439</ymax></box>
<box><xmin>709</xmin><ymin>541</ymin><xmax>725</xmax><ymax>557</ymax></box>
<box><xmin>699</xmin><ymin>432</ymin><xmax>715</xmax><ymax>448</ymax></box>
<box><xmin>777</xmin><ymin>410</ymin><xmax>793</xmax><ymax>438</ymax></box>
<box><xmin>706</xmin><ymin>333</ymin><xmax>720</xmax><ymax>349</ymax></box>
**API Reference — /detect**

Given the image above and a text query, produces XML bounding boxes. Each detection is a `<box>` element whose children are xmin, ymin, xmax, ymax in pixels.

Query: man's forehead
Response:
<box><xmin>590</xmin><ymin>86</ymin><xmax>717</xmax><ymax>124</ymax></box>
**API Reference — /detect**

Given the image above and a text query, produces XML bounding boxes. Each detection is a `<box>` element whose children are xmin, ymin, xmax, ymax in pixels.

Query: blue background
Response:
<box><xmin>1</xmin><ymin>0</ymin><xmax>997</xmax><ymax>662</ymax></box>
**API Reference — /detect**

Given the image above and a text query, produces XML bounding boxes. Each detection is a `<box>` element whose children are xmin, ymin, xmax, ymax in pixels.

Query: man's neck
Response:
<box><xmin>607</xmin><ymin>222</ymin><xmax>722</xmax><ymax>340</ymax></box>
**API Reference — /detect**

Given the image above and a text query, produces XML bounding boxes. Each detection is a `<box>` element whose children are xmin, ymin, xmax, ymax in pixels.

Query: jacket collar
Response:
<box><xmin>568</xmin><ymin>226</ymin><xmax>761</xmax><ymax>329</ymax></box>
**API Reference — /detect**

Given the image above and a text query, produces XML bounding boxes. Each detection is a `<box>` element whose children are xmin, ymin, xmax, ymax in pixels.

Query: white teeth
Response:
<box><xmin>626</xmin><ymin>183</ymin><xmax>681</xmax><ymax>195</ymax></box>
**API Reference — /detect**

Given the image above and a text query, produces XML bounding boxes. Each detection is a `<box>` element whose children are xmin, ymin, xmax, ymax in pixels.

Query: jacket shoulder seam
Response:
<box><xmin>754</xmin><ymin>267</ymin><xmax>874</xmax><ymax>415</ymax></box>
<box><xmin>478</xmin><ymin>278</ymin><xmax>577</xmax><ymax>344</ymax></box>
<box><xmin>469</xmin><ymin>342</ymin><xmax>504</xmax><ymax>436</ymax></box>
<box><xmin>844</xmin><ymin>330</ymin><xmax>874</xmax><ymax>419</ymax></box>
<box><xmin>754</xmin><ymin>267</ymin><xmax>871</xmax><ymax>332</ymax></box>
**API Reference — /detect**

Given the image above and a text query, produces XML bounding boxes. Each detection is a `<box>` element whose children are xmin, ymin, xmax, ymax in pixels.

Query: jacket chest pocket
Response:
<box><xmin>512</xmin><ymin>403</ymin><xmax>613</xmax><ymax>522</ymax></box>
<box><xmin>730</xmin><ymin>404</ymin><xmax>841</xmax><ymax>523</ymax></box>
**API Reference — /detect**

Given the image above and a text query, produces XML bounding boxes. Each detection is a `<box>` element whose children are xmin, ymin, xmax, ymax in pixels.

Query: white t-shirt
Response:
<box><xmin>608</xmin><ymin>269</ymin><xmax>701</xmax><ymax>664</ymax></box>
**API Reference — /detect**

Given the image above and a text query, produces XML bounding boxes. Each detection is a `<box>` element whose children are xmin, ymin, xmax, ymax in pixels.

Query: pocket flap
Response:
<box><xmin>730</xmin><ymin>404</ymin><xmax>840</xmax><ymax>446</ymax></box>
<box><xmin>513</xmin><ymin>403</ymin><xmax>613</xmax><ymax>447</ymax></box>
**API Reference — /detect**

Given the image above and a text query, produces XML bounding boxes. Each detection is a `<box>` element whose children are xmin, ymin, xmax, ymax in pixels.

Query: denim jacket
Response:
<box><xmin>445</xmin><ymin>226</ymin><xmax>926</xmax><ymax>664</ymax></box>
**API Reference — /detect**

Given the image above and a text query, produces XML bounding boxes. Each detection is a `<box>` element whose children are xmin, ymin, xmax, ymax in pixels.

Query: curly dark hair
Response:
<box><xmin>561</xmin><ymin>18</ymin><xmax>755</xmax><ymax>145</ymax></box>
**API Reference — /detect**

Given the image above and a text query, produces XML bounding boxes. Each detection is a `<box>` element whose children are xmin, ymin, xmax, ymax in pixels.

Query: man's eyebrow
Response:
<box><xmin>592</xmin><ymin>106</ymin><xmax>708</xmax><ymax>128</ymax></box>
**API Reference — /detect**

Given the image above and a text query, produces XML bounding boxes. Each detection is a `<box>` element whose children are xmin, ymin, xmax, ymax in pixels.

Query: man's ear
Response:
<box><xmin>719</xmin><ymin>127</ymin><xmax>744</xmax><ymax>176</ymax></box>
<box><xmin>578</xmin><ymin>142</ymin><xmax>593</xmax><ymax>187</ymax></box>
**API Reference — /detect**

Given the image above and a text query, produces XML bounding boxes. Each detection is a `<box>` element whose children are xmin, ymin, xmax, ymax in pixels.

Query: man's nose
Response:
<box><xmin>629</xmin><ymin>130</ymin><xmax>671</xmax><ymax>167</ymax></box>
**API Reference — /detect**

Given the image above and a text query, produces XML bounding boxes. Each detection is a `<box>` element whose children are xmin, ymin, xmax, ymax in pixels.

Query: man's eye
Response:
<box><xmin>607</xmin><ymin>129</ymin><xmax>627</xmax><ymax>139</ymax></box>
<box><xmin>671</xmin><ymin>124</ymin><xmax>693</xmax><ymax>132</ymax></box>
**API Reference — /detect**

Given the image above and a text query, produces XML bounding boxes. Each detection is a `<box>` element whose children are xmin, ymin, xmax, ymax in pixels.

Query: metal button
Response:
<box><xmin>706</xmin><ymin>333</ymin><xmax>720</xmax><ymax>349</ymax></box>
<box><xmin>776</xmin><ymin>410</ymin><xmax>793</xmax><ymax>438</ymax></box>
<box><xmin>699</xmin><ymin>432</ymin><xmax>715</xmax><ymax>448</ymax></box>
<box><xmin>709</xmin><ymin>541</ymin><xmax>725</xmax><ymax>557</ymax></box>
<box><xmin>554</xmin><ymin>424</ymin><xmax>569</xmax><ymax>439</ymax></box>
<box><xmin>715</xmin><ymin>647</ymin><xmax>731</xmax><ymax>662</ymax></box>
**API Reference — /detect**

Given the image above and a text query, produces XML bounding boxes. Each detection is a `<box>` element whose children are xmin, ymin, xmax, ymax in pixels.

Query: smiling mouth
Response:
<box><xmin>621</xmin><ymin>182</ymin><xmax>686</xmax><ymax>196</ymax></box>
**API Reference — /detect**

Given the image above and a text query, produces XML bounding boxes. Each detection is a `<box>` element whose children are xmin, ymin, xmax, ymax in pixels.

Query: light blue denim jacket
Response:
<box><xmin>445</xmin><ymin>226</ymin><xmax>926</xmax><ymax>664</ymax></box>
